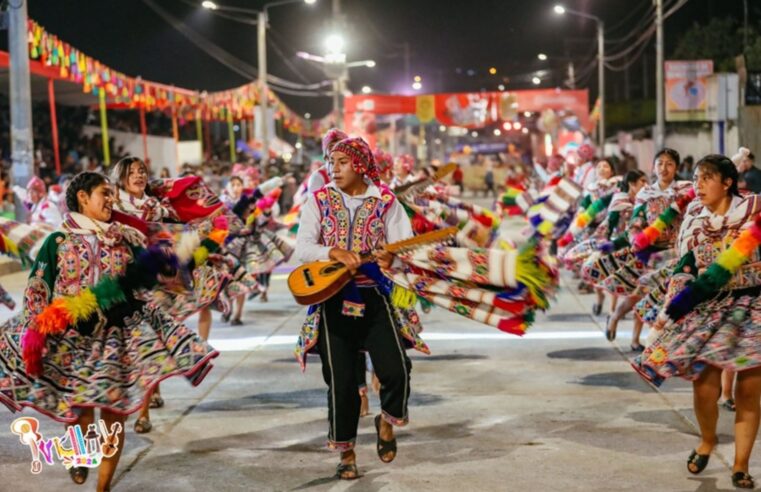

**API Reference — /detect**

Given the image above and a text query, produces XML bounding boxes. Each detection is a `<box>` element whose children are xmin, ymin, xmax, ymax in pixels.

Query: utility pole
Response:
<box><xmin>257</xmin><ymin>10</ymin><xmax>268</xmax><ymax>167</ymax></box>
<box><xmin>9</xmin><ymin>0</ymin><xmax>34</xmax><ymax>221</ymax></box>
<box><xmin>744</xmin><ymin>0</ymin><xmax>749</xmax><ymax>53</ymax></box>
<box><xmin>332</xmin><ymin>0</ymin><xmax>345</xmax><ymax>128</ymax></box>
<box><xmin>597</xmin><ymin>20</ymin><xmax>605</xmax><ymax>151</ymax></box>
<box><xmin>403</xmin><ymin>42</ymin><xmax>410</xmax><ymax>86</ymax></box>
<box><xmin>655</xmin><ymin>0</ymin><xmax>665</xmax><ymax>149</ymax></box>
<box><xmin>567</xmin><ymin>61</ymin><xmax>576</xmax><ymax>89</ymax></box>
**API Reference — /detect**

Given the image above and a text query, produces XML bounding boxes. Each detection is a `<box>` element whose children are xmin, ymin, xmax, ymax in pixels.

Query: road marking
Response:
<box><xmin>206</xmin><ymin>330</ymin><xmax>631</xmax><ymax>352</ymax></box>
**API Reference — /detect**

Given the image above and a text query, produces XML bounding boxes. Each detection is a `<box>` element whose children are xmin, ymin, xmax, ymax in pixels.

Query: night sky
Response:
<box><xmin>11</xmin><ymin>0</ymin><xmax>758</xmax><ymax>118</ymax></box>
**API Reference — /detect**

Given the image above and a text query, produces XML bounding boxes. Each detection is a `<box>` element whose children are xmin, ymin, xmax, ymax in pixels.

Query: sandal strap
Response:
<box><xmin>336</xmin><ymin>463</ymin><xmax>358</xmax><ymax>479</ymax></box>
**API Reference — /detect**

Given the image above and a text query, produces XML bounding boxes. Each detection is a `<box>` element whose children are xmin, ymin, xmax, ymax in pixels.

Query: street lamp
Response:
<box><xmin>325</xmin><ymin>33</ymin><xmax>345</xmax><ymax>54</ymax></box>
<box><xmin>361</xmin><ymin>85</ymin><xmax>372</xmax><ymax>94</ymax></box>
<box><xmin>200</xmin><ymin>0</ymin><xmax>320</xmax><ymax>163</ymax></box>
<box><xmin>554</xmin><ymin>4</ymin><xmax>605</xmax><ymax>150</ymax></box>
<box><xmin>532</xmin><ymin>76</ymin><xmax>541</xmax><ymax>85</ymax></box>
<box><xmin>296</xmin><ymin>43</ymin><xmax>374</xmax><ymax>129</ymax></box>
<box><xmin>412</xmin><ymin>81</ymin><xmax>422</xmax><ymax>90</ymax></box>
<box><xmin>537</xmin><ymin>53</ymin><xmax>548</xmax><ymax>61</ymax></box>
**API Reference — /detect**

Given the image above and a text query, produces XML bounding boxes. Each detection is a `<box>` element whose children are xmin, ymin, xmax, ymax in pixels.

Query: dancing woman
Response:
<box><xmin>635</xmin><ymin>155</ymin><xmax>761</xmax><ymax>489</ymax></box>
<box><xmin>0</xmin><ymin>172</ymin><xmax>217</xmax><ymax>491</ymax></box>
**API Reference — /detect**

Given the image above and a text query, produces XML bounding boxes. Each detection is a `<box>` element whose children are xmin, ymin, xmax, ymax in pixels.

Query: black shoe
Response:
<box><xmin>230</xmin><ymin>318</ymin><xmax>243</xmax><ymax>326</ymax></box>
<box><xmin>374</xmin><ymin>414</ymin><xmax>397</xmax><ymax>464</ymax></box>
<box><xmin>630</xmin><ymin>344</ymin><xmax>645</xmax><ymax>353</ymax></box>
<box><xmin>69</xmin><ymin>466</ymin><xmax>89</xmax><ymax>484</ymax></box>
<box><xmin>605</xmin><ymin>316</ymin><xmax>616</xmax><ymax>341</ymax></box>
<box><xmin>732</xmin><ymin>471</ymin><xmax>755</xmax><ymax>489</ymax></box>
<box><xmin>592</xmin><ymin>303</ymin><xmax>602</xmax><ymax>316</ymax></box>
<box><xmin>687</xmin><ymin>449</ymin><xmax>710</xmax><ymax>475</ymax></box>
<box><xmin>221</xmin><ymin>312</ymin><xmax>231</xmax><ymax>323</ymax></box>
<box><xmin>335</xmin><ymin>462</ymin><xmax>359</xmax><ymax>480</ymax></box>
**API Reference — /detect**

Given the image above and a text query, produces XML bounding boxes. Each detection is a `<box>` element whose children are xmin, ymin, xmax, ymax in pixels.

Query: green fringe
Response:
<box><xmin>673</xmin><ymin>251</ymin><xmax>696</xmax><ymax>274</ymax></box>
<box><xmin>91</xmin><ymin>276</ymin><xmax>127</xmax><ymax>310</ymax></box>
<box><xmin>611</xmin><ymin>235</ymin><xmax>630</xmax><ymax>251</ymax></box>
<box><xmin>660</xmin><ymin>206</ymin><xmax>679</xmax><ymax>225</ymax></box>
<box><xmin>607</xmin><ymin>211</ymin><xmax>621</xmax><ymax>238</ymax></box>
<box><xmin>200</xmin><ymin>238</ymin><xmax>221</xmax><ymax>254</ymax></box>
<box><xmin>630</xmin><ymin>204</ymin><xmax>647</xmax><ymax>224</ymax></box>
<box><xmin>579</xmin><ymin>194</ymin><xmax>592</xmax><ymax>210</ymax></box>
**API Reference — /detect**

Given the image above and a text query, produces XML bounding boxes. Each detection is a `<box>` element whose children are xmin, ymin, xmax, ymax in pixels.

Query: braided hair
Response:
<box><xmin>65</xmin><ymin>172</ymin><xmax>109</xmax><ymax>213</ymax></box>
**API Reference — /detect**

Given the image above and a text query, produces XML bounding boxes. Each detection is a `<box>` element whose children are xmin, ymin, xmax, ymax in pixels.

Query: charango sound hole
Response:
<box><xmin>320</xmin><ymin>263</ymin><xmax>343</xmax><ymax>275</ymax></box>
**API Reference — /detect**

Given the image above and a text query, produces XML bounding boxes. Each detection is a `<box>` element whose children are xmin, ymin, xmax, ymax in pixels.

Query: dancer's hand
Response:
<box><xmin>374</xmin><ymin>250</ymin><xmax>394</xmax><ymax>270</ymax></box>
<box><xmin>330</xmin><ymin>248</ymin><xmax>361</xmax><ymax>273</ymax></box>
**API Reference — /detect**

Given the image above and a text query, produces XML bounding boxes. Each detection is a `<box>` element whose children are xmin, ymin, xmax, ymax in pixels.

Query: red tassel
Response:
<box><xmin>411</xmin><ymin>214</ymin><xmax>436</xmax><ymax>234</ymax></box>
<box><xmin>497</xmin><ymin>317</ymin><xmax>526</xmax><ymax>336</ymax></box>
<box><xmin>474</xmin><ymin>213</ymin><xmax>493</xmax><ymax>228</ymax></box>
<box><xmin>675</xmin><ymin>188</ymin><xmax>696</xmax><ymax>210</ymax></box>
<box><xmin>21</xmin><ymin>328</ymin><xmax>46</xmax><ymax>378</ymax></box>
<box><xmin>494</xmin><ymin>298</ymin><xmax>528</xmax><ymax>314</ymax></box>
<box><xmin>212</xmin><ymin>214</ymin><xmax>229</xmax><ymax>231</ymax></box>
<box><xmin>557</xmin><ymin>233</ymin><xmax>573</xmax><ymax>248</ymax></box>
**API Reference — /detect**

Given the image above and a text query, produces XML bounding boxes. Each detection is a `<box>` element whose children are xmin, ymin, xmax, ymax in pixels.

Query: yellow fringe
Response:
<box><xmin>64</xmin><ymin>288</ymin><xmax>99</xmax><ymax>323</ymax></box>
<box><xmin>537</xmin><ymin>220</ymin><xmax>554</xmax><ymax>237</ymax></box>
<box><xmin>391</xmin><ymin>284</ymin><xmax>417</xmax><ymax>309</ymax></box>
<box><xmin>193</xmin><ymin>246</ymin><xmax>210</xmax><ymax>267</ymax></box>
<box><xmin>515</xmin><ymin>243</ymin><xmax>551</xmax><ymax>309</ymax></box>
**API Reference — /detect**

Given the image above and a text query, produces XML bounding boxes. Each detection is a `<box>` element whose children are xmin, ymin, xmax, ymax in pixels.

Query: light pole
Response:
<box><xmin>297</xmin><ymin>46</ymin><xmax>375</xmax><ymax>130</ymax></box>
<box><xmin>655</xmin><ymin>0</ymin><xmax>665</xmax><ymax>149</ymax></box>
<box><xmin>202</xmin><ymin>0</ymin><xmax>316</xmax><ymax>165</ymax></box>
<box><xmin>555</xmin><ymin>5</ymin><xmax>605</xmax><ymax>151</ymax></box>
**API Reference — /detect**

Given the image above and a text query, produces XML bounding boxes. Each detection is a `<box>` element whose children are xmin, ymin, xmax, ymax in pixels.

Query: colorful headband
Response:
<box><xmin>577</xmin><ymin>144</ymin><xmax>595</xmax><ymax>162</ymax></box>
<box><xmin>374</xmin><ymin>149</ymin><xmax>393</xmax><ymax>174</ymax></box>
<box><xmin>27</xmin><ymin>176</ymin><xmax>46</xmax><ymax>194</ymax></box>
<box><xmin>396</xmin><ymin>154</ymin><xmax>415</xmax><ymax>173</ymax></box>
<box><xmin>322</xmin><ymin>128</ymin><xmax>348</xmax><ymax>159</ymax></box>
<box><xmin>331</xmin><ymin>137</ymin><xmax>380</xmax><ymax>186</ymax></box>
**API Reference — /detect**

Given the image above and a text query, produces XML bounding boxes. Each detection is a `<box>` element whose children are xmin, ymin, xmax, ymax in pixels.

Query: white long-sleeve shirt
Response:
<box><xmin>294</xmin><ymin>182</ymin><xmax>414</xmax><ymax>263</ymax></box>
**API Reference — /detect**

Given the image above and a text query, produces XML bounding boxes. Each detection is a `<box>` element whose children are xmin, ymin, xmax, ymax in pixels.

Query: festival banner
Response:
<box><xmin>665</xmin><ymin>60</ymin><xmax>714</xmax><ymax>121</ymax></box>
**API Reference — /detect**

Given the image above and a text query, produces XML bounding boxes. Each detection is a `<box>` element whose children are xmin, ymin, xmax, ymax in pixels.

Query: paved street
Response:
<box><xmin>0</xmin><ymin>218</ymin><xmax>750</xmax><ymax>492</ymax></box>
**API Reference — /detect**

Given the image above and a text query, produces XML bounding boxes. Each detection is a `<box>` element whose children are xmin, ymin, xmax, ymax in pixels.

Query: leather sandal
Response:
<box><xmin>687</xmin><ymin>449</ymin><xmax>710</xmax><ymax>475</ymax></box>
<box><xmin>335</xmin><ymin>462</ymin><xmax>359</xmax><ymax>480</ymax></box>
<box><xmin>133</xmin><ymin>417</ymin><xmax>153</xmax><ymax>434</ymax></box>
<box><xmin>69</xmin><ymin>466</ymin><xmax>89</xmax><ymax>484</ymax></box>
<box><xmin>149</xmin><ymin>393</ymin><xmax>165</xmax><ymax>409</ymax></box>
<box><xmin>732</xmin><ymin>471</ymin><xmax>755</xmax><ymax>489</ymax></box>
<box><xmin>374</xmin><ymin>415</ymin><xmax>397</xmax><ymax>463</ymax></box>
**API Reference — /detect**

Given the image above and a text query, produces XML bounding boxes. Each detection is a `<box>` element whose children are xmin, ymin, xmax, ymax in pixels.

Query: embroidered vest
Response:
<box><xmin>313</xmin><ymin>185</ymin><xmax>396</xmax><ymax>254</ymax></box>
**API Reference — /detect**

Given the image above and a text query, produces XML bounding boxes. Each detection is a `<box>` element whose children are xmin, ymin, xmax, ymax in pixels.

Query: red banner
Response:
<box><xmin>344</xmin><ymin>89</ymin><xmax>589</xmax><ymax>130</ymax></box>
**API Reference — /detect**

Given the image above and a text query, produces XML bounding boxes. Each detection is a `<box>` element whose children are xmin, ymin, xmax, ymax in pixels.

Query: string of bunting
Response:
<box><xmin>26</xmin><ymin>19</ymin><xmax>335</xmax><ymax>136</ymax></box>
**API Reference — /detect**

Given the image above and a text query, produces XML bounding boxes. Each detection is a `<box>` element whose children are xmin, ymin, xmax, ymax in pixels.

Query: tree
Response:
<box><xmin>671</xmin><ymin>17</ymin><xmax>761</xmax><ymax>71</ymax></box>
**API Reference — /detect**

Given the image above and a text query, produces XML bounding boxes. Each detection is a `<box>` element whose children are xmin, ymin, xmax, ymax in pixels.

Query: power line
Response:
<box><xmin>143</xmin><ymin>0</ymin><xmax>333</xmax><ymax>97</ymax></box>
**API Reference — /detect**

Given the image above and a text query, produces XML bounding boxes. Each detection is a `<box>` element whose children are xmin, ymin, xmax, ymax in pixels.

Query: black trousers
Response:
<box><xmin>317</xmin><ymin>287</ymin><xmax>412</xmax><ymax>450</ymax></box>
